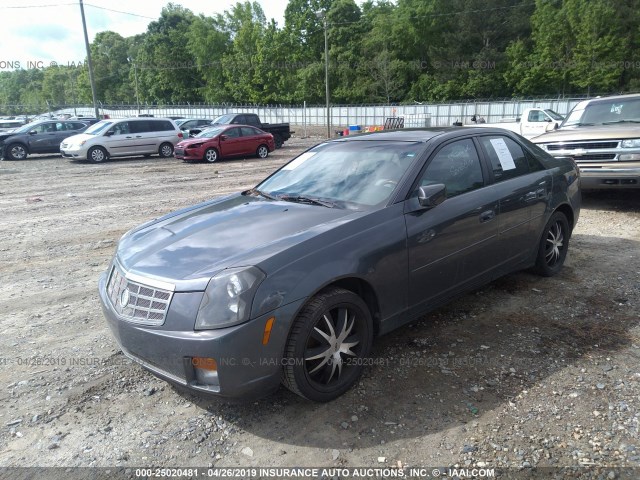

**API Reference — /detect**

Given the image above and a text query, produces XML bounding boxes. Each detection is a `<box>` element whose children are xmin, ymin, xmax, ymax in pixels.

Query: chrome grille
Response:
<box><xmin>106</xmin><ymin>265</ymin><xmax>172</xmax><ymax>326</ymax></box>
<box><xmin>572</xmin><ymin>153</ymin><xmax>617</xmax><ymax>162</ymax></box>
<box><xmin>546</xmin><ymin>141</ymin><xmax>620</xmax><ymax>151</ymax></box>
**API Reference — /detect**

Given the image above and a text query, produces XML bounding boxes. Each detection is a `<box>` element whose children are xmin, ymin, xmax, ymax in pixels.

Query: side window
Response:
<box><xmin>71</xmin><ymin>122</ymin><xmax>86</xmax><ymax>130</ymax></box>
<box><xmin>55</xmin><ymin>122</ymin><xmax>66</xmax><ymax>131</ymax></box>
<box><xmin>231</xmin><ymin>115</ymin><xmax>243</xmax><ymax>124</ymax></box>
<box><xmin>130</xmin><ymin>121</ymin><xmax>151</xmax><ymax>133</ymax></box>
<box><xmin>528</xmin><ymin>110</ymin><xmax>544</xmax><ymax>122</ymax></box>
<box><xmin>419</xmin><ymin>139</ymin><xmax>484</xmax><ymax>198</ymax></box>
<box><xmin>240</xmin><ymin>127</ymin><xmax>258</xmax><ymax>137</ymax></box>
<box><xmin>159</xmin><ymin>120</ymin><xmax>174</xmax><ymax>131</ymax></box>
<box><xmin>479</xmin><ymin>136</ymin><xmax>530</xmax><ymax>182</ymax></box>
<box><xmin>225</xmin><ymin>127</ymin><xmax>241</xmax><ymax>138</ymax></box>
<box><xmin>110</xmin><ymin>122</ymin><xmax>131</xmax><ymax>135</ymax></box>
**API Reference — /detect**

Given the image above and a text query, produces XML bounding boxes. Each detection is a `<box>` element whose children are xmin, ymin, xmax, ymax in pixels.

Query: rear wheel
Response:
<box><xmin>88</xmin><ymin>146</ymin><xmax>107</xmax><ymax>163</ymax></box>
<box><xmin>533</xmin><ymin>211</ymin><xmax>570</xmax><ymax>277</ymax></box>
<box><xmin>159</xmin><ymin>142</ymin><xmax>174</xmax><ymax>158</ymax></box>
<box><xmin>256</xmin><ymin>144</ymin><xmax>269</xmax><ymax>159</ymax></box>
<box><xmin>273</xmin><ymin>134</ymin><xmax>283</xmax><ymax>149</ymax></box>
<box><xmin>6</xmin><ymin>143</ymin><xmax>27</xmax><ymax>160</ymax></box>
<box><xmin>203</xmin><ymin>148</ymin><xmax>218</xmax><ymax>163</ymax></box>
<box><xmin>282</xmin><ymin>287</ymin><xmax>373</xmax><ymax>402</ymax></box>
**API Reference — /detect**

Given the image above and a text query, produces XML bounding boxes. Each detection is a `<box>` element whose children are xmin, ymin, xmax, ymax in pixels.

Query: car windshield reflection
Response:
<box><xmin>256</xmin><ymin>141</ymin><xmax>423</xmax><ymax>209</ymax></box>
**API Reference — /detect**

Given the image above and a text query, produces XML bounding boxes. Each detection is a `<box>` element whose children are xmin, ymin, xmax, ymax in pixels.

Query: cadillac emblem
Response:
<box><xmin>120</xmin><ymin>288</ymin><xmax>130</xmax><ymax>308</ymax></box>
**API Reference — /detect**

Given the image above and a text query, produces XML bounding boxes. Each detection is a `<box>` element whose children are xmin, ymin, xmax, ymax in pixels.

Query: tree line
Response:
<box><xmin>1</xmin><ymin>0</ymin><xmax>639</xmax><ymax>113</ymax></box>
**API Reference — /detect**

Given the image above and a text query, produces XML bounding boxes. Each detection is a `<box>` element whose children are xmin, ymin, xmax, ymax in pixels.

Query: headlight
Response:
<box><xmin>621</xmin><ymin>139</ymin><xmax>640</xmax><ymax>148</ymax></box>
<box><xmin>195</xmin><ymin>266</ymin><xmax>265</xmax><ymax>330</ymax></box>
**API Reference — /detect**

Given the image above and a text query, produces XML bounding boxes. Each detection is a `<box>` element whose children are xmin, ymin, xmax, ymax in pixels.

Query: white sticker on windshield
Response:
<box><xmin>283</xmin><ymin>151</ymin><xmax>316</xmax><ymax>170</ymax></box>
<box><xmin>489</xmin><ymin>138</ymin><xmax>516</xmax><ymax>170</ymax></box>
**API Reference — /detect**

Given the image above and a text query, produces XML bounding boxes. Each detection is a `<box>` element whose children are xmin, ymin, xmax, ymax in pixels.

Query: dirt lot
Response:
<box><xmin>0</xmin><ymin>131</ymin><xmax>639</xmax><ymax>478</ymax></box>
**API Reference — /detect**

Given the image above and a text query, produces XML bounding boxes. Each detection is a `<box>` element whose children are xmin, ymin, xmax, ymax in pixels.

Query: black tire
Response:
<box><xmin>6</xmin><ymin>143</ymin><xmax>28</xmax><ymax>160</ymax></box>
<box><xmin>273</xmin><ymin>134</ymin><xmax>283</xmax><ymax>149</ymax></box>
<box><xmin>256</xmin><ymin>144</ymin><xmax>269</xmax><ymax>159</ymax></box>
<box><xmin>159</xmin><ymin>142</ymin><xmax>174</xmax><ymax>158</ymax></box>
<box><xmin>203</xmin><ymin>148</ymin><xmax>219</xmax><ymax>163</ymax></box>
<box><xmin>88</xmin><ymin>146</ymin><xmax>107</xmax><ymax>163</ymax></box>
<box><xmin>533</xmin><ymin>211</ymin><xmax>570</xmax><ymax>277</ymax></box>
<box><xmin>282</xmin><ymin>287</ymin><xmax>373</xmax><ymax>402</ymax></box>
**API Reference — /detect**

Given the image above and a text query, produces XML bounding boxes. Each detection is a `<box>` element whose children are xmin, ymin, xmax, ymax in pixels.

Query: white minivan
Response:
<box><xmin>61</xmin><ymin>118</ymin><xmax>183</xmax><ymax>162</ymax></box>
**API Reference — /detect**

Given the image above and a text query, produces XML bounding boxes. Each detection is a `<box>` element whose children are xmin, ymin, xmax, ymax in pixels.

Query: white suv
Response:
<box><xmin>61</xmin><ymin>118</ymin><xmax>183</xmax><ymax>162</ymax></box>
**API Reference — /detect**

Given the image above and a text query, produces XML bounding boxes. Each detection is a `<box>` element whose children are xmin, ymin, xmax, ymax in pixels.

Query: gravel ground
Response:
<box><xmin>0</xmin><ymin>129</ymin><xmax>639</xmax><ymax>479</ymax></box>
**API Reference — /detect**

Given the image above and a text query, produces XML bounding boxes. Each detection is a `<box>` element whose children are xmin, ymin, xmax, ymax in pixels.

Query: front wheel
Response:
<box><xmin>203</xmin><ymin>148</ymin><xmax>218</xmax><ymax>163</ymax></box>
<box><xmin>6</xmin><ymin>143</ymin><xmax>28</xmax><ymax>160</ymax></box>
<box><xmin>88</xmin><ymin>146</ymin><xmax>107</xmax><ymax>163</ymax></box>
<box><xmin>256</xmin><ymin>144</ymin><xmax>269</xmax><ymax>159</ymax></box>
<box><xmin>533</xmin><ymin>211</ymin><xmax>570</xmax><ymax>277</ymax></box>
<box><xmin>159</xmin><ymin>142</ymin><xmax>174</xmax><ymax>158</ymax></box>
<box><xmin>282</xmin><ymin>287</ymin><xmax>373</xmax><ymax>402</ymax></box>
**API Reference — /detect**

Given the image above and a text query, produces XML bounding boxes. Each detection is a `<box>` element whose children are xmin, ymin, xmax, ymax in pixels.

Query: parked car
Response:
<box><xmin>0</xmin><ymin>120</ymin><xmax>24</xmax><ymax>132</ymax></box>
<box><xmin>175</xmin><ymin>118</ymin><xmax>214</xmax><ymax>138</ymax></box>
<box><xmin>465</xmin><ymin>108</ymin><xmax>565</xmax><ymax>138</ymax></box>
<box><xmin>99</xmin><ymin>127</ymin><xmax>580</xmax><ymax>402</ymax></box>
<box><xmin>532</xmin><ymin>93</ymin><xmax>640</xmax><ymax>189</ymax></box>
<box><xmin>61</xmin><ymin>118</ymin><xmax>183</xmax><ymax>162</ymax></box>
<box><xmin>174</xmin><ymin>125</ymin><xmax>275</xmax><ymax>163</ymax></box>
<box><xmin>189</xmin><ymin>113</ymin><xmax>292</xmax><ymax>148</ymax></box>
<box><xmin>0</xmin><ymin>120</ymin><xmax>89</xmax><ymax>160</ymax></box>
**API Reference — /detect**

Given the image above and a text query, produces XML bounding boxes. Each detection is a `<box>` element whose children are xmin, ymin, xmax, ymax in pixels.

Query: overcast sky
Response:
<box><xmin>0</xmin><ymin>0</ymin><xmax>290</xmax><ymax>71</ymax></box>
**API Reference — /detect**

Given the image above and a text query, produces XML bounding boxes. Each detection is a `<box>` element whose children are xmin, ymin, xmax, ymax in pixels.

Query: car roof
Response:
<box><xmin>334</xmin><ymin>126</ymin><xmax>516</xmax><ymax>143</ymax></box>
<box><xmin>585</xmin><ymin>93</ymin><xmax>640</xmax><ymax>104</ymax></box>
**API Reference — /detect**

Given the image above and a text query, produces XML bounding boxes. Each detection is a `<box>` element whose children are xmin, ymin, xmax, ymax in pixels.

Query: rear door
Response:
<box><xmin>130</xmin><ymin>120</ymin><xmax>156</xmax><ymax>154</ymax></box>
<box><xmin>405</xmin><ymin>137</ymin><xmax>500</xmax><ymax>315</ymax></box>
<box><xmin>477</xmin><ymin>134</ymin><xmax>552</xmax><ymax>265</ymax></box>
<box><xmin>239</xmin><ymin>126</ymin><xmax>263</xmax><ymax>155</ymax></box>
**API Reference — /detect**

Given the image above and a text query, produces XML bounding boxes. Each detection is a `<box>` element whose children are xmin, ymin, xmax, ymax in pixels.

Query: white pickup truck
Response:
<box><xmin>465</xmin><ymin>108</ymin><xmax>564</xmax><ymax>138</ymax></box>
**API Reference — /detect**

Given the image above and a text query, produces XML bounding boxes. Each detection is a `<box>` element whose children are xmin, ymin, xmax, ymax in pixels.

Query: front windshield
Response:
<box><xmin>14</xmin><ymin>122</ymin><xmax>41</xmax><ymax>133</ymax></box>
<box><xmin>544</xmin><ymin>109</ymin><xmax>564</xmax><ymax>121</ymax></box>
<box><xmin>256</xmin><ymin>141</ymin><xmax>424</xmax><ymax>209</ymax></box>
<box><xmin>212</xmin><ymin>114</ymin><xmax>234</xmax><ymax>124</ymax></box>
<box><xmin>563</xmin><ymin>98</ymin><xmax>640</xmax><ymax>126</ymax></box>
<box><xmin>195</xmin><ymin>127</ymin><xmax>226</xmax><ymax>138</ymax></box>
<box><xmin>85</xmin><ymin>121</ymin><xmax>114</xmax><ymax>135</ymax></box>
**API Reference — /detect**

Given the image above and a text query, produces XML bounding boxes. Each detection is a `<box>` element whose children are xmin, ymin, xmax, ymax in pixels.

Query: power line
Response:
<box><xmin>84</xmin><ymin>3</ymin><xmax>156</xmax><ymax>20</ymax></box>
<box><xmin>5</xmin><ymin>3</ymin><xmax>75</xmax><ymax>8</ymax></box>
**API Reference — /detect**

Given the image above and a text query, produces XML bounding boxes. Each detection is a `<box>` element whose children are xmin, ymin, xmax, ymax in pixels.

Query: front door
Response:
<box><xmin>219</xmin><ymin>127</ymin><xmax>245</xmax><ymax>157</ymax></box>
<box><xmin>405</xmin><ymin>138</ymin><xmax>500</xmax><ymax>315</ymax></box>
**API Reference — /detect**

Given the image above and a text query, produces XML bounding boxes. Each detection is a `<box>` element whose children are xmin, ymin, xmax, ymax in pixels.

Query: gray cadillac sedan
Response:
<box><xmin>99</xmin><ymin>128</ymin><xmax>581</xmax><ymax>402</ymax></box>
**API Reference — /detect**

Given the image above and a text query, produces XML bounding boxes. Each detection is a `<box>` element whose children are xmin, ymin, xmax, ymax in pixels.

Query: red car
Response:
<box><xmin>174</xmin><ymin>124</ymin><xmax>275</xmax><ymax>163</ymax></box>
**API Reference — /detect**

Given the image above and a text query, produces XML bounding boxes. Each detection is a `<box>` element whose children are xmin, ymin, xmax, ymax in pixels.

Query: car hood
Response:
<box><xmin>116</xmin><ymin>193</ymin><xmax>357</xmax><ymax>291</ymax></box>
<box><xmin>61</xmin><ymin>133</ymin><xmax>92</xmax><ymax>144</ymax></box>
<box><xmin>176</xmin><ymin>137</ymin><xmax>214</xmax><ymax>147</ymax></box>
<box><xmin>532</xmin><ymin>124</ymin><xmax>640</xmax><ymax>142</ymax></box>
<box><xmin>0</xmin><ymin>131</ymin><xmax>19</xmax><ymax>142</ymax></box>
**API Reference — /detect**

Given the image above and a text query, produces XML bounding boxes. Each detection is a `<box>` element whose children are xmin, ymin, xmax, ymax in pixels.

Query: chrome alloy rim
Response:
<box><xmin>545</xmin><ymin>220</ymin><xmax>564</xmax><ymax>266</ymax></box>
<box><xmin>304</xmin><ymin>307</ymin><xmax>362</xmax><ymax>386</ymax></box>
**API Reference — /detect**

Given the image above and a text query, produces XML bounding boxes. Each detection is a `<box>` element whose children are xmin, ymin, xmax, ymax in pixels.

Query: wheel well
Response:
<box><xmin>321</xmin><ymin>277</ymin><xmax>381</xmax><ymax>336</ymax></box>
<box><xmin>7</xmin><ymin>141</ymin><xmax>28</xmax><ymax>153</ymax></box>
<box><xmin>554</xmin><ymin>204</ymin><xmax>575</xmax><ymax>231</ymax></box>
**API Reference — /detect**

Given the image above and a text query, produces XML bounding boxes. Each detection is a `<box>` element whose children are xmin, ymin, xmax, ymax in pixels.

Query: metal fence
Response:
<box><xmin>0</xmin><ymin>96</ymin><xmax>593</xmax><ymax>130</ymax></box>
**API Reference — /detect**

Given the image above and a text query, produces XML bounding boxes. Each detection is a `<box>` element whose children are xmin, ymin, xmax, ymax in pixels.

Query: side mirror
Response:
<box><xmin>29</xmin><ymin>130</ymin><xmax>37</xmax><ymax>135</ymax></box>
<box><xmin>220</xmin><ymin>134</ymin><xmax>227</xmax><ymax>141</ymax></box>
<box><xmin>417</xmin><ymin>184</ymin><xmax>447</xmax><ymax>209</ymax></box>
<box><xmin>104</xmin><ymin>131</ymin><xmax>114</xmax><ymax>137</ymax></box>
<box><xmin>544</xmin><ymin>122</ymin><xmax>556</xmax><ymax>132</ymax></box>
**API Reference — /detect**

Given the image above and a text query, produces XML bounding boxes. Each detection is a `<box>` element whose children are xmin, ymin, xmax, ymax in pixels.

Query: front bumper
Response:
<box><xmin>60</xmin><ymin>145</ymin><xmax>89</xmax><ymax>160</ymax></box>
<box><xmin>578</xmin><ymin>166</ymin><xmax>640</xmax><ymax>189</ymax></box>
<box><xmin>174</xmin><ymin>147</ymin><xmax>202</xmax><ymax>161</ymax></box>
<box><xmin>98</xmin><ymin>272</ymin><xmax>304</xmax><ymax>398</ymax></box>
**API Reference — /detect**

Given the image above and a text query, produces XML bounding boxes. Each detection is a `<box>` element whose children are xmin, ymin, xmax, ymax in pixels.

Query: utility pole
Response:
<box><xmin>79</xmin><ymin>0</ymin><xmax>100</xmax><ymax>119</ymax></box>
<box><xmin>134</xmin><ymin>62</ymin><xmax>140</xmax><ymax>113</ymax></box>
<box><xmin>324</xmin><ymin>15</ymin><xmax>330</xmax><ymax>138</ymax></box>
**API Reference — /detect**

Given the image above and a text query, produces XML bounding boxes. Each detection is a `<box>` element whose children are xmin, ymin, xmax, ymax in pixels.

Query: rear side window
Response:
<box><xmin>149</xmin><ymin>120</ymin><xmax>174</xmax><ymax>132</ymax></box>
<box><xmin>130</xmin><ymin>121</ymin><xmax>150</xmax><ymax>133</ymax></box>
<box><xmin>241</xmin><ymin>127</ymin><xmax>261</xmax><ymax>136</ymax></box>
<box><xmin>479</xmin><ymin>136</ymin><xmax>530</xmax><ymax>182</ymax></box>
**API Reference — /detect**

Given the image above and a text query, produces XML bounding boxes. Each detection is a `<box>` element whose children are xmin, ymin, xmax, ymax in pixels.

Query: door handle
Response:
<box><xmin>136</xmin><ymin>136</ymin><xmax>142</xmax><ymax>138</ymax></box>
<box><xmin>479</xmin><ymin>210</ymin><xmax>495</xmax><ymax>223</ymax></box>
<box><xmin>126</xmin><ymin>136</ymin><xmax>132</xmax><ymax>139</ymax></box>
<box><xmin>524</xmin><ymin>191</ymin><xmax>537</xmax><ymax>202</ymax></box>
<box><xmin>536</xmin><ymin>188</ymin><xmax>547</xmax><ymax>198</ymax></box>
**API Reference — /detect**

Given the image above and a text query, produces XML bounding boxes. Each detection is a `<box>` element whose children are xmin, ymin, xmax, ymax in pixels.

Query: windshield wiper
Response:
<box><xmin>278</xmin><ymin>194</ymin><xmax>337</xmax><ymax>208</ymax></box>
<box><xmin>245</xmin><ymin>188</ymin><xmax>278</xmax><ymax>200</ymax></box>
<box><xmin>602</xmin><ymin>120</ymin><xmax>640</xmax><ymax>125</ymax></box>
